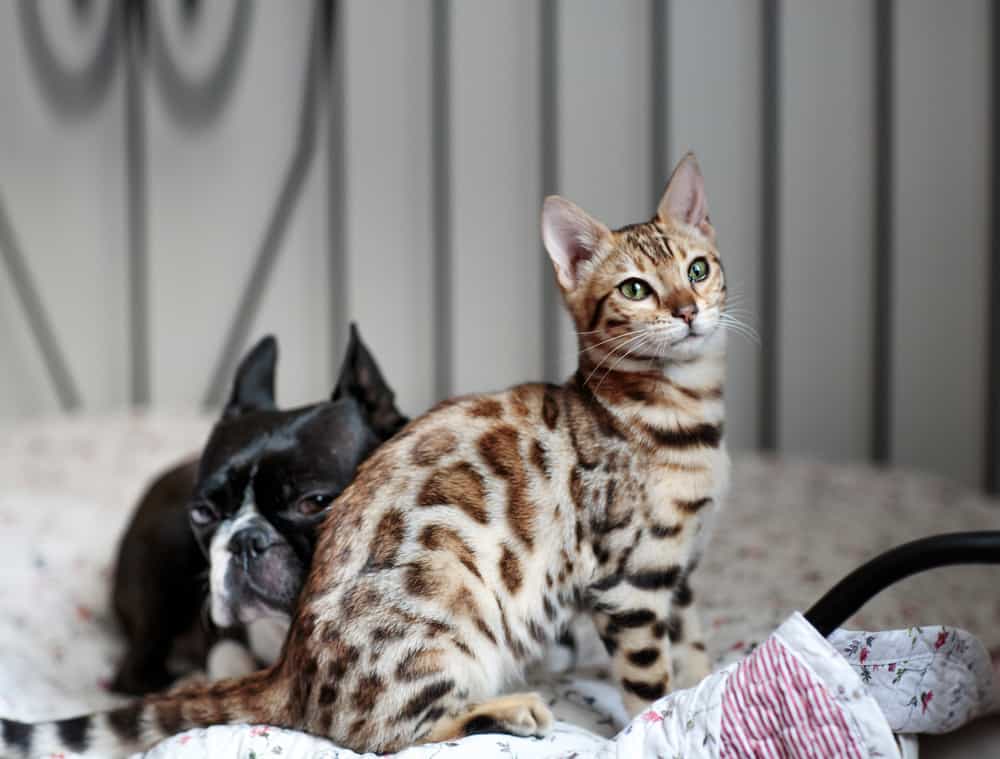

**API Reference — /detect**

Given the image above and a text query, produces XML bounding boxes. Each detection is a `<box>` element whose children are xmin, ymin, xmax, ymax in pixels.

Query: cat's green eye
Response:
<box><xmin>618</xmin><ymin>278</ymin><xmax>651</xmax><ymax>301</ymax></box>
<box><xmin>688</xmin><ymin>258</ymin><xmax>710</xmax><ymax>283</ymax></box>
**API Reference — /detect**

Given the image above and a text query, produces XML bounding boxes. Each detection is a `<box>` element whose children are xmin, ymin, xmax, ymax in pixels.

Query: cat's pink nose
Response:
<box><xmin>673</xmin><ymin>303</ymin><xmax>698</xmax><ymax>325</ymax></box>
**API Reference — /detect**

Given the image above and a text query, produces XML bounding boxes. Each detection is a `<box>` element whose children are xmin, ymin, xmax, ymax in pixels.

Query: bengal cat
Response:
<box><xmin>0</xmin><ymin>153</ymin><xmax>728</xmax><ymax>757</ymax></box>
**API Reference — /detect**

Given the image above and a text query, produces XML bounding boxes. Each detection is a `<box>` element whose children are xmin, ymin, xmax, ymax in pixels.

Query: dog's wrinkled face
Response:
<box><xmin>190</xmin><ymin>402</ymin><xmax>376</xmax><ymax>627</ymax></box>
<box><xmin>188</xmin><ymin>329</ymin><xmax>406</xmax><ymax>629</ymax></box>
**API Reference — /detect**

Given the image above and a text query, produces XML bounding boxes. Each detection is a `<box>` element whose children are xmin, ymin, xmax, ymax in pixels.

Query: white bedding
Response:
<box><xmin>2</xmin><ymin>414</ymin><xmax>999</xmax><ymax>756</ymax></box>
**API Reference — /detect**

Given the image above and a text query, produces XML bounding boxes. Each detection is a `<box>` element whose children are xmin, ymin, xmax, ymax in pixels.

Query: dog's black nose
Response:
<box><xmin>229</xmin><ymin>526</ymin><xmax>272</xmax><ymax>559</ymax></box>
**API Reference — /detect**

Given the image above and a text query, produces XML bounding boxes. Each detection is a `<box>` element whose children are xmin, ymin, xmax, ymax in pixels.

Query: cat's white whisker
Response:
<box><xmin>578</xmin><ymin>329</ymin><xmax>645</xmax><ymax>356</ymax></box>
<box><xmin>595</xmin><ymin>333</ymin><xmax>655</xmax><ymax>393</ymax></box>
<box><xmin>721</xmin><ymin>320</ymin><xmax>758</xmax><ymax>335</ymax></box>
<box><xmin>717</xmin><ymin>316</ymin><xmax>761</xmax><ymax>345</ymax></box>
<box><xmin>582</xmin><ymin>331</ymin><xmax>651</xmax><ymax>387</ymax></box>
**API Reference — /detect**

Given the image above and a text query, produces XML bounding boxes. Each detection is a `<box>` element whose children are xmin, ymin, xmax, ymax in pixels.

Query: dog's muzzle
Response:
<box><xmin>211</xmin><ymin>516</ymin><xmax>306</xmax><ymax>627</ymax></box>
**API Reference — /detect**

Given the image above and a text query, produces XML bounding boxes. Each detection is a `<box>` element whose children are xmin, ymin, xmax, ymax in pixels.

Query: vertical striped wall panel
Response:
<box><xmin>891</xmin><ymin>0</ymin><xmax>991</xmax><ymax>486</ymax></box>
<box><xmin>0</xmin><ymin>0</ymin><xmax>997</xmax><ymax>492</ymax></box>
<box><xmin>778</xmin><ymin>1</ymin><xmax>875</xmax><ymax>462</ymax></box>
<box><xmin>343</xmin><ymin>0</ymin><xmax>435</xmax><ymax>418</ymax></box>
<box><xmin>450</xmin><ymin>0</ymin><xmax>543</xmax><ymax>397</ymax></box>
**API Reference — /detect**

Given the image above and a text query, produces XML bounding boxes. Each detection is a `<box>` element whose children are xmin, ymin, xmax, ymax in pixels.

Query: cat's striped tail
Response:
<box><xmin>0</xmin><ymin>669</ymin><xmax>285</xmax><ymax>758</ymax></box>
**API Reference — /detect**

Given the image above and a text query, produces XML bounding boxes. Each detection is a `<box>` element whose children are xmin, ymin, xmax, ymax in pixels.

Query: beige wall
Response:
<box><xmin>0</xmin><ymin>0</ymin><xmax>994</xmax><ymax>489</ymax></box>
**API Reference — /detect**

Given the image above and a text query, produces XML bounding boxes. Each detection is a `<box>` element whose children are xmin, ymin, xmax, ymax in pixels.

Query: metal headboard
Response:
<box><xmin>3</xmin><ymin>1</ymin><xmax>999</xmax><ymax>494</ymax></box>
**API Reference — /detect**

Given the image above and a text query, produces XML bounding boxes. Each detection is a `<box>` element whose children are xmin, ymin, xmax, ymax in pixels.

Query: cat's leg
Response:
<box><xmin>665</xmin><ymin>573</ymin><xmax>711</xmax><ymax>689</ymax></box>
<box><xmin>590</xmin><ymin>585</ymin><xmax>676</xmax><ymax>718</ymax></box>
<box><xmin>540</xmin><ymin>627</ymin><xmax>579</xmax><ymax>673</ymax></box>
<box><xmin>420</xmin><ymin>692</ymin><xmax>554</xmax><ymax>743</ymax></box>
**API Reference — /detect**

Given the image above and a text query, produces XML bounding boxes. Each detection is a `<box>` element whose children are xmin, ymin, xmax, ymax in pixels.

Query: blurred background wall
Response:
<box><xmin>0</xmin><ymin>0</ymin><xmax>996</xmax><ymax>492</ymax></box>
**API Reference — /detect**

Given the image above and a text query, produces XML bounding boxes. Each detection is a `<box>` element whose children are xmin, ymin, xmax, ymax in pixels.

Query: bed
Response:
<box><xmin>1</xmin><ymin>414</ymin><xmax>997</xmax><ymax>757</ymax></box>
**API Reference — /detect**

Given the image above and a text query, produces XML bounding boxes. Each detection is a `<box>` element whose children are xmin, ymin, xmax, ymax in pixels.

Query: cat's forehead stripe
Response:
<box><xmin>615</xmin><ymin>221</ymin><xmax>677</xmax><ymax>264</ymax></box>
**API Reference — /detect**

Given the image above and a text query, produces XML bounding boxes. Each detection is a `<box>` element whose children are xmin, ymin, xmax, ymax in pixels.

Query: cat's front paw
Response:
<box><xmin>463</xmin><ymin>692</ymin><xmax>554</xmax><ymax>738</ymax></box>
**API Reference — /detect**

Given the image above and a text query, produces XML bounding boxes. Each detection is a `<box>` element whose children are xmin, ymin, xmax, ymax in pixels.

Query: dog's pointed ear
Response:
<box><xmin>332</xmin><ymin>324</ymin><xmax>408</xmax><ymax>439</ymax></box>
<box><xmin>224</xmin><ymin>335</ymin><xmax>278</xmax><ymax>419</ymax></box>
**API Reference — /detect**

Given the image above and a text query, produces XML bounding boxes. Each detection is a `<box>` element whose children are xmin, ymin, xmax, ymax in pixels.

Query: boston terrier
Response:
<box><xmin>110</xmin><ymin>326</ymin><xmax>407</xmax><ymax>695</ymax></box>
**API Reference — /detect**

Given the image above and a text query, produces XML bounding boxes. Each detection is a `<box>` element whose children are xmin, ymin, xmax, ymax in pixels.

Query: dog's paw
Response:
<box><xmin>206</xmin><ymin>640</ymin><xmax>257</xmax><ymax>681</ymax></box>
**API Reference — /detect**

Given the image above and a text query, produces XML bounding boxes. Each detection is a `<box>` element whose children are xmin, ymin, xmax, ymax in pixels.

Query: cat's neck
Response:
<box><xmin>574</xmin><ymin>332</ymin><xmax>726</xmax><ymax>426</ymax></box>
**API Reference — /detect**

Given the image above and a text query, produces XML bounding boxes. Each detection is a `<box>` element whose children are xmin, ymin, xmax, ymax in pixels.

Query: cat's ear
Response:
<box><xmin>657</xmin><ymin>152</ymin><xmax>713</xmax><ymax>238</ymax></box>
<box><xmin>542</xmin><ymin>196</ymin><xmax>611</xmax><ymax>291</ymax></box>
<box><xmin>224</xmin><ymin>335</ymin><xmax>278</xmax><ymax>418</ymax></box>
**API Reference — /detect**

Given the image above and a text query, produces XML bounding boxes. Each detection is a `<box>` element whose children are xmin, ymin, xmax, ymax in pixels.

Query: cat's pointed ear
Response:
<box><xmin>542</xmin><ymin>196</ymin><xmax>611</xmax><ymax>291</ymax></box>
<box><xmin>332</xmin><ymin>323</ymin><xmax>408</xmax><ymax>440</ymax></box>
<box><xmin>224</xmin><ymin>335</ymin><xmax>278</xmax><ymax>419</ymax></box>
<box><xmin>657</xmin><ymin>152</ymin><xmax>713</xmax><ymax>238</ymax></box>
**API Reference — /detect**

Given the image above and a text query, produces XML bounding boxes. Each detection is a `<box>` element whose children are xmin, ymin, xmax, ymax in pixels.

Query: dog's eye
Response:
<box><xmin>295</xmin><ymin>493</ymin><xmax>333</xmax><ymax>517</ymax></box>
<box><xmin>189</xmin><ymin>502</ymin><xmax>219</xmax><ymax>527</ymax></box>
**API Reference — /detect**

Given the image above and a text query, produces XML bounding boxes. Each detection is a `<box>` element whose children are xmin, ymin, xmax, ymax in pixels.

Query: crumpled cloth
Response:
<box><xmin>611</xmin><ymin>612</ymin><xmax>994</xmax><ymax>759</ymax></box>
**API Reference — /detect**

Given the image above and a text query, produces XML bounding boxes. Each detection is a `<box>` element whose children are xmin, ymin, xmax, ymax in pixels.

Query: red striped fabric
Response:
<box><xmin>720</xmin><ymin>636</ymin><xmax>862</xmax><ymax>758</ymax></box>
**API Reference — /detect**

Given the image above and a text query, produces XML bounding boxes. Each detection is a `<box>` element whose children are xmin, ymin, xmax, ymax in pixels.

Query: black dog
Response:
<box><xmin>111</xmin><ymin>326</ymin><xmax>407</xmax><ymax>694</ymax></box>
